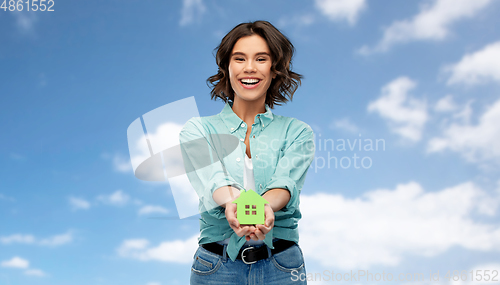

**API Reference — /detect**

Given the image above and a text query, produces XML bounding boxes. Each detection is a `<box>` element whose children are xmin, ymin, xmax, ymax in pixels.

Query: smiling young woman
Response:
<box><xmin>180</xmin><ymin>20</ymin><xmax>315</xmax><ymax>285</ymax></box>
<box><xmin>229</xmin><ymin>35</ymin><xmax>276</xmax><ymax>109</ymax></box>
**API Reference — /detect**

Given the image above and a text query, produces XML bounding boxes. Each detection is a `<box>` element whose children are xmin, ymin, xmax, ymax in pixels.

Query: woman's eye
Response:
<box><xmin>257</xmin><ymin>58</ymin><xmax>267</xmax><ymax>62</ymax></box>
<box><xmin>235</xmin><ymin>58</ymin><xmax>244</xmax><ymax>61</ymax></box>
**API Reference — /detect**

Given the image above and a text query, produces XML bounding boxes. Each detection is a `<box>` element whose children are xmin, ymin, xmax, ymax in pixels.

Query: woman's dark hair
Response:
<box><xmin>207</xmin><ymin>20</ymin><xmax>302</xmax><ymax>108</ymax></box>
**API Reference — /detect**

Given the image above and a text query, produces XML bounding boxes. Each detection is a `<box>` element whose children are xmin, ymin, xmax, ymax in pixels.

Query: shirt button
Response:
<box><xmin>241</xmin><ymin>123</ymin><xmax>245</xmax><ymax>128</ymax></box>
<box><xmin>240</xmin><ymin>138</ymin><xmax>244</xmax><ymax>142</ymax></box>
<box><xmin>259</xmin><ymin>184</ymin><xmax>263</xmax><ymax>189</ymax></box>
<box><xmin>252</xmin><ymin>135</ymin><xmax>255</xmax><ymax>138</ymax></box>
<box><xmin>255</xmin><ymin>155</ymin><xmax>258</xmax><ymax>159</ymax></box>
<box><xmin>262</xmin><ymin>124</ymin><xmax>265</xmax><ymax>127</ymax></box>
<box><xmin>231</xmin><ymin>127</ymin><xmax>234</xmax><ymax>131</ymax></box>
<box><xmin>236</xmin><ymin>157</ymin><xmax>241</xmax><ymax>162</ymax></box>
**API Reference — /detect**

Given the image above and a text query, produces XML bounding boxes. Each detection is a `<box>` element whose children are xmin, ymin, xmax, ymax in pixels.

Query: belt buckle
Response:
<box><xmin>241</xmin><ymin>246</ymin><xmax>256</xmax><ymax>265</ymax></box>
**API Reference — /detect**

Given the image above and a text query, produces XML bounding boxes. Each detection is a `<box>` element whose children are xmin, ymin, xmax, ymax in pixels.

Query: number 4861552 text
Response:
<box><xmin>1</xmin><ymin>0</ymin><xmax>55</xmax><ymax>12</ymax></box>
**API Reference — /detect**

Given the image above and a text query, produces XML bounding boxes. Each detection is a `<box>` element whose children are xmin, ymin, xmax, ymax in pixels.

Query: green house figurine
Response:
<box><xmin>232</xmin><ymin>189</ymin><xmax>269</xmax><ymax>225</ymax></box>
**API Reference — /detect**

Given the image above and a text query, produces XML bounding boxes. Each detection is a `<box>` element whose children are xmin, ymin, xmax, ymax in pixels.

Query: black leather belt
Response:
<box><xmin>201</xmin><ymin>239</ymin><xmax>296</xmax><ymax>264</ymax></box>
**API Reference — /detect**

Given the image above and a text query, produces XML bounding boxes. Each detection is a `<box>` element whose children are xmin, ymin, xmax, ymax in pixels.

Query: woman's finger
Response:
<box><xmin>225</xmin><ymin>205</ymin><xmax>239</xmax><ymax>226</ymax></box>
<box><xmin>248</xmin><ymin>233</ymin><xmax>258</xmax><ymax>241</ymax></box>
<box><xmin>253</xmin><ymin>228</ymin><xmax>266</xmax><ymax>240</ymax></box>
<box><xmin>242</xmin><ymin>225</ymin><xmax>256</xmax><ymax>236</ymax></box>
<box><xmin>256</xmin><ymin>224</ymin><xmax>271</xmax><ymax>235</ymax></box>
<box><xmin>264</xmin><ymin>204</ymin><xmax>275</xmax><ymax>228</ymax></box>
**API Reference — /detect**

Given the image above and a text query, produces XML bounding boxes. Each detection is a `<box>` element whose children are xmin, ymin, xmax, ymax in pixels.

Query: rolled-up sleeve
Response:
<box><xmin>179</xmin><ymin>118</ymin><xmax>243</xmax><ymax>212</ymax></box>
<box><xmin>263</xmin><ymin>121</ymin><xmax>315</xmax><ymax>211</ymax></box>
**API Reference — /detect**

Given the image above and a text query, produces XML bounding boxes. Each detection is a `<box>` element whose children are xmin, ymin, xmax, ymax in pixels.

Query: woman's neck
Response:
<box><xmin>231</xmin><ymin>96</ymin><xmax>266</xmax><ymax>125</ymax></box>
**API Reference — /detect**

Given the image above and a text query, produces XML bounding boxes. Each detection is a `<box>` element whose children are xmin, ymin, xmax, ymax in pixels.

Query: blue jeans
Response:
<box><xmin>190</xmin><ymin>242</ymin><xmax>307</xmax><ymax>285</ymax></box>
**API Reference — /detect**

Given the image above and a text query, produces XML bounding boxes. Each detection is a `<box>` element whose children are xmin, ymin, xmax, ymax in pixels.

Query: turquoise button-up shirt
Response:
<box><xmin>179</xmin><ymin>101</ymin><xmax>315</xmax><ymax>261</ymax></box>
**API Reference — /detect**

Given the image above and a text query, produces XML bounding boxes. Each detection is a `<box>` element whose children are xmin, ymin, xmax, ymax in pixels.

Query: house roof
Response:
<box><xmin>232</xmin><ymin>189</ymin><xmax>268</xmax><ymax>205</ymax></box>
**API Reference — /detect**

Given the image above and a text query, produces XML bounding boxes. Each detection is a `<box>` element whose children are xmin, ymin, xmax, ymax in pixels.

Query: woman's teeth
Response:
<box><xmin>240</xmin><ymin>79</ymin><xmax>260</xmax><ymax>85</ymax></box>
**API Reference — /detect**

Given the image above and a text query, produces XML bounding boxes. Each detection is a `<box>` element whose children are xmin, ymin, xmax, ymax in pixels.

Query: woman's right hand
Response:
<box><xmin>225</xmin><ymin>202</ymin><xmax>256</xmax><ymax>240</ymax></box>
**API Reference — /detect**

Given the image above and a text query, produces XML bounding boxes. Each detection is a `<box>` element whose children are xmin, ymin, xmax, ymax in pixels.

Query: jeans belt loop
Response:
<box><xmin>266</xmin><ymin>244</ymin><xmax>272</xmax><ymax>258</ymax></box>
<box><xmin>222</xmin><ymin>244</ymin><xmax>228</xmax><ymax>262</ymax></box>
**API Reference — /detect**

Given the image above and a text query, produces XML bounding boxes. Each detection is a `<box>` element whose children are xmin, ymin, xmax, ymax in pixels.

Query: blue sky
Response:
<box><xmin>1</xmin><ymin>0</ymin><xmax>500</xmax><ymax>284</ymax></box>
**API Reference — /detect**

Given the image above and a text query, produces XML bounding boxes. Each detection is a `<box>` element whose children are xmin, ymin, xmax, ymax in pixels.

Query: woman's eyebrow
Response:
<box><xmin>231</xmin><ymin>51</ymin><xmax>271</xmax><ymax>57</ymax></box>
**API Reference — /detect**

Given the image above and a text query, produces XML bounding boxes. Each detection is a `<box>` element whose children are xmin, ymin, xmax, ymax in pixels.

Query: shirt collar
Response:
<box><xmin>219</xmin><ymin>101</ymin><xmax>274</xmax><ymax>133</ymax></box>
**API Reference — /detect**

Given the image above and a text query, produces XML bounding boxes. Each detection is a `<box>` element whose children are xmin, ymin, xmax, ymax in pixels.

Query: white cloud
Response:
<box><xmin>435</xmin><ymin>94</ymin><xmax>458</xmax><ymax>112</ymax></box>
<box><xmin>119</xmin><ymin>239</ymin><xmax>149</xmax><ymax>251</ymax></box>
<box><xmin>300</xmin><ymin>181</ymin><xmax>500</xmax><ymax>269</ymax></box>
<box><xmin>444</xmin><ymin>41</ymin><xmax>500</xmax><ymax>86</ymax></box>
<box><xmin>368</xmin><ymin>76</ymin><xmax>428</xmax><ymax>141</ymax></box>
<box><xmin>11</xmin><ymin>11</ymin><xmax>38</xmax><ymax>34</ymax></box>
<box><xmin>0</xmin><ymin>234</ymin><xmax>35</xmax><ymax>245</ymax></box>
<box><xmin>358</xmin><ymin>0</ymin><xmax>493</xmax><ymax>54</ymax></box>
<box><xmin>97</xmin><ymin>190</ymin><xmax>130</xmax><ymax>206</ymax></box>
<box><xmin>0</xmin><ymin>193</ymin><xmax>15</xmax><ymax>202</ymax></box>
<box><xmin>138</xmin><ymin>205</ymin><xmax>169</xmax><ymax>216</ymax></box>
<box><xmin>73</xmin><ymin>184</ymin><xmax>148</xmax><ymax>211</ymax></box>
<box><xmin>117</xmin><ymin>235</ymin><xmax>198</xmax><ymax>264</ymax></box>
<box><xmin>427</xmin><ymin>98</ymin><xmax>500</xmax><ymax>163</ymax></box>
<box><xmin>113</xmin><ymin>153</ymin><xmax>133</xmax><ymax>173</ymax></box>
<box><xmin>76</xmin><ymin>189</ymin><xmax>144</xmax><ymax>210</ymax></box>
<box><xmin>69</xmin><ymin>196</ymin><xmax>91</xmax><ymax>210</ymax></box>
<box><xmin>24</xmin><ymin>269</ymin><xmax>46</xmax><ymax>277</ymax></box>
<box><xmin>0</xmin><ymin>257</ymin><xmax>46</xmax><ymax>277</ymax></box>
<box><xmin>38</xmin><ymin>232</ymin><xmax>73</xmax><ymax>247</ymax></box>
<box><xmin>452</xmin><ymin>100</ymin><xmax>474</xmax><ymax>125</ymax></box>
<box><xmin>278</xmin><ymin>13</ymin><xmax>316</xmax><ymax>28</ymax></box>
<box><xmin>133</xmin><ymin>199</ymin><xmax>144</xmax><ymax>206</ymax></box>
<box><xmin>330</xmin><ymin>118</ymin><xmax>360</xmax><ymax>133</ymax></box>
<box><xmin>101</xmin><ymin>152</ymin><xmax>132</xmax><ymax>173</ymax></box>
<box><xmin>0</xmin><ymin>232</ymin><xmax>73</xmax><ymax>247</ymax></box>
<box><xmin>314</xmin><ymin>0</ymin><xmax>367</xmax><ymax>25</ymax></box>
<box><xmin>179</xmin><ymin>0</ymin><xmax>206</xmax><ymax>26</ymax></box>
<box><xmin>1</xmin><ymin>257</ymin><xmax>29</xmax><ymax>269</ymax></box>
<box><xmin>38</xmin><ymin>72</ymin><xmax>47</xmax><ymax>87</ymax></box>
<box><xmin>10</xmin><ymin>153</ymin><xmax>25</xmax><ymax>161</ymax></box>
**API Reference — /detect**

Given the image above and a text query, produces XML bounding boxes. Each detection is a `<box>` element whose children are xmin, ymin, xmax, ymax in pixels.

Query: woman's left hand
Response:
<box><xmin>246</xmin><ymin>204</ymin><xmax>274</xmax><ymax>241</ymax></box>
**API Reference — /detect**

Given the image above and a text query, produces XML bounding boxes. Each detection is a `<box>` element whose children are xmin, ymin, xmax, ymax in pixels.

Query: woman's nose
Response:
<box><xmin>243</xmin><ymin>60</ymin><xmax>256</xmax><ymax>72</ymax></box>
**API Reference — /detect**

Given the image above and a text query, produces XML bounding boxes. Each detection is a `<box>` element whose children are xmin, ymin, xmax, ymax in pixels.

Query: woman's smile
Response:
<box><xmin>239</xmin><ymin>77</ymin><xmax>262</xmax><ymax>89</ymax></box>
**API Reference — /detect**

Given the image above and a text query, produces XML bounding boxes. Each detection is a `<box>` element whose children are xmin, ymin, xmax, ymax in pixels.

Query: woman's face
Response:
<box><xmin>228</xmin><ymin>34</ymin><xmax>276</xmax><ymax>104</ymax></box>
